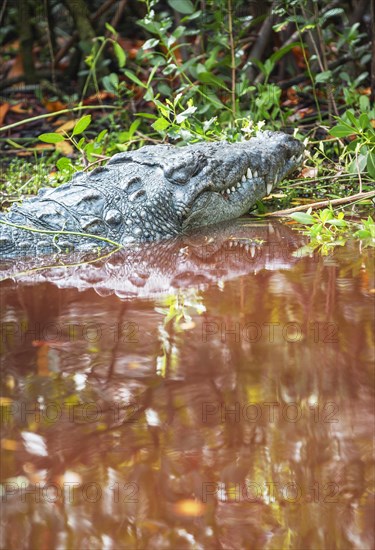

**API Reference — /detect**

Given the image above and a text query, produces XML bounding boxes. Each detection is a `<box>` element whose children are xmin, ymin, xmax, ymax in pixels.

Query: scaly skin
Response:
<box><xmin>0</xmin><ymin>132</ymin><xmax>303</xmax><ymax>257</ymax></box>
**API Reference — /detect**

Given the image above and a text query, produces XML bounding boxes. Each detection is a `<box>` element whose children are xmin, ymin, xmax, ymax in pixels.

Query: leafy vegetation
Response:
<box><xmin>290</xmin><ymin>207</ymin><xmax>375</xmax><ymax>254</ymax></box>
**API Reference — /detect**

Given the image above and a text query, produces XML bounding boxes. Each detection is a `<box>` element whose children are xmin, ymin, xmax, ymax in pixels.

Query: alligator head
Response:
<box><xmin>0</xmin><ymin>132</ymin><xmax>303</xmax><ymax>256</ymax></box>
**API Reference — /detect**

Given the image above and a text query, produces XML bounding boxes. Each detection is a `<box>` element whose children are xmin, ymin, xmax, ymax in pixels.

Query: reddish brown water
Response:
<box><xmin>1</xmin><ymin>220</ymin><xmax>374</xmax><ymax>550</ymax></box>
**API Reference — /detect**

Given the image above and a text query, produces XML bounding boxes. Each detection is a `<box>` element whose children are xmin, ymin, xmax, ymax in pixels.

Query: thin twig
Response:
<box><xmin>0</xmin><ymin>105</ymin><xmax>117</xmax><ymax>133</ymax></box>
<box><xmin>266</xmin><ymin>191</ymin><xmax>375</xmax><ymax>217</ymax></box>
<box><xmin>354</xmin><ymin>143</ymin><xmax>363</xmax><ymax>193</ymax></box>
<box><xmin>82</xmin><ymin>155</ymin><xmax>111</xmax><ymax>171</ymax></box>
<box><xmin>227</xmin><ymin>0</ymin><xmax>236</xmax><ymax>123</ymax></box>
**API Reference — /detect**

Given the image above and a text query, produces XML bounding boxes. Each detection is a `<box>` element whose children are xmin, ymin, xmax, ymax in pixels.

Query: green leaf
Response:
<box><xmin>320</xmin><ymin>7</ymin><xmax>344</xmax><ymax>23</ymax></box>
<box><xmin>105</xmin><ymin>22</ymin><xmax>117</xmax><ymax>35</ymax></box>
<box><xmin>367</xmin><ymin>152</ymin><xmax>375</xmax><ymax>179</ymax></box>
<box><xmin>353</xmin><ymin>229</ymin><xmax>371</xmax><ymax>239</ymax></box>
<box><xmin>97</xmin><ymin>129</ymin><xmax>108</xmax><ymax>142</ymax></box>
<box><xmin>123</xmin><ymin>69</ymin><xmax>147</xmax><ymax>88</ymax></box>
<box><xmin>142</xmin><ymin>38</ymin><xmax>160</xmax><ymax>49</ymax></box>
<box><xmin>102</xmin><ymin>73</ymin><xmax>119</xmax><ymax>93</ymax></box>
<box><xmin>345</xmin><ymin>110</ymin><xmax>360</xmax><ymax>129</ymax></box>
<box><xmin>72</xmin><ymin>115</ymin><xmax>91</xmax><ymax>136</ymax></box>
<box><xmin>152</xmin><ymin>117</ymin><xmax>170</xmax><ymax>131</ymax></box>
<box><xmin>167</xmin><ymin>0</ymin><xmax>194</xmax><ymax>14</ymax></box>
<box><xmin>176</xmin><ymin>105</ymin><xmax>197</xmax><ymax>123</ymax></box>
<box><xmin>38</xmin><ymin>133</ymin><xmax>65</xmax><ymax>143</ymax></box>
<box><xmin>290</xmin><ymin>212</ymin><xmax>316</xmax><ymax>225</ymax></box>
<box><xmin>113</xmin><ymin>42</ymin><xmax>126</xmax><ymax>67</ymax></box>
<box><xmin>359</xmin><ymin>112</ymin><xmax>369</xmax><ymax>130</ymax></box>
<box><xmin>198</xmin><ymin>71</ymin><xmax>229</xmax><ymax>90</ymax></box>
<box><xmin>359</xmin><ymin>95</ymin><xmax>370</xmax><ymax>112</ymax></box>
<box><xmin>135</xmin><ymin>112</ymin><xmax>158</xmax><ymax>120</ymax></box>
<box><xmin>357</xmin><ymin>152</ymin><xmax>368</xmax><ymax>172</ymax></box>
<box><xmin>315</xmin><ymin>70</ymin><xmax>332</xmax><ymax>83</ymax></box>
<box><xmin>329</xmin><ymin>219</ymin><xmax>347</xmax><ymax>227</ymax></box>
<box><xmin>270</xmin><ymin>42</ymin><xmax>303</xmax><ymax>64</ymax></box>
<box><xmin>329</xmin><ymin>124</ymin><xmax>355</xmax><ymax>138</ymax></box>
<box><xmin>319</xmin><ymin>208</ymin><xmax>333</xmax><ymax>223</ymax></box>
<box><xmin>128</xmin><ymin>119</ymin><xmax>141</xmax><ymax>138</ymax></box>
<box><xmin>56</xmin><ymin>157</ymin><xmax>72</xmax><ymax>171</ymax></box>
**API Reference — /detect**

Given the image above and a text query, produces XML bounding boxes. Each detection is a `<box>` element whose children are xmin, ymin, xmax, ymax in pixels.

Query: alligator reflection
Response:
<box><xmin>1</xmin><ymin>220</ymin><xmax>374</xmax><ymax>550</ymax></box>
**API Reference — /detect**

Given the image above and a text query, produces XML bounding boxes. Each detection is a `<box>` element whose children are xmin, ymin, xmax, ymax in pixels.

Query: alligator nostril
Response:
<box><xmin>125</xmin><ymin>177</ymin><xmax>143</xmax><ymax>193</ymax></box>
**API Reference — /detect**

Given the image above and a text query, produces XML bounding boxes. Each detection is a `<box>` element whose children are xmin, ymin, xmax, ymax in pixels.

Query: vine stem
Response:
<box><xmin>227</xmin><ymin>0</ymin><xmax>236</xmax><ymax>123</ymax></box>
<box><xmin>0</xmin><ymin>219</ymin><xmax>123</xmax><ymax>248</ymax></box>
<box><xmin>293</xmin><ymin>9</ymin><xmax>322</xmax><ymax>123</ymax></box>
<box><xmin>0</xmin><ymin>105</ymin><xmax>117</xmax><ymax>133</ymax></box>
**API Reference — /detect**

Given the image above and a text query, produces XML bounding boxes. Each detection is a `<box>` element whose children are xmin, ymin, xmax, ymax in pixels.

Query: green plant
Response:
<box><xmin>38</xmin><ymin>115</ymin><xmax>109</xmax><ymax>173</ymax></box>
<box><xmin>80</xmin><ymin>23</ymin><xmax>127</xmax><ymax>100</ymax></box>
<box><xmin>290</xmin><ymin>207</ymin><xmax>375</xmax><ymax>254</ymax></box>
<box><xmin>329</xmin><ymin>109</ymin><xmax>375</xmax><ymax>183</ymax></box>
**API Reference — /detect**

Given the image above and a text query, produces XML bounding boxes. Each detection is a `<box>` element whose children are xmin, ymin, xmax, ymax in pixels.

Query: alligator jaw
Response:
<box><xmin>181</xmin><ymin>136</ymin><xmax>304</xmax><ymax>229</ymax></box>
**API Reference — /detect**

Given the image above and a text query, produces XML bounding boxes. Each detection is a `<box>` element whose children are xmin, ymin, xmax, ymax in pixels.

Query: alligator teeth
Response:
<box><xmin>221</xmin><ymin>190</ymin><xmax>225</xmax><ymax>195</ymax></box>
<box><xmin>267</xmin><ymin>183</ymin><xmax>273</xmax><ymax>195</ymax></box>
<box><xmin>237</xmin><ymin>182</ymin><xmax>241</xmax><ymax>188</ymax></box>
<box><xmin>247</xmin><ymin>168</ymin><xmax>252</xmax><ymax>178</ymax></box>
<box><xmin>250</xmin><ymin>245</ymin><xmax>256</xmax><ymax>258</ymax></box>
<box><xmin>253</xmin><ymin>170</ymin><xmax>258</xmax><ymax>178</ymax></box>
<box><xmin>296</xmin><ymin>154</ymin><xmax>303</xmax><ymax>163</ymax></box>
<box><xmin>274</xmin><ymin>171</ymin><xmax>278</xmax><ymax>184</ymax></box>
<box><xmin>226</xmin><ymin>188</ymin><xmax>231</xmax><ymax>194</ymax></box>
<box><xmin>231</xmin><ymin>186</ymin><xmax>236</xmax><ymax>192</ymax></box>
<box><xmin>242</xmin><ymin>175</ymin><xmax>246</xmax><ymax>183</ymax></box>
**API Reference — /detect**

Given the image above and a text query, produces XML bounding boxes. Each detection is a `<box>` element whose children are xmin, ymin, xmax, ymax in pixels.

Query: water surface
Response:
<box><xmin>1</xmin><ymin>220</ymin><xmax>374</xmax><ymax>549</ymax></box>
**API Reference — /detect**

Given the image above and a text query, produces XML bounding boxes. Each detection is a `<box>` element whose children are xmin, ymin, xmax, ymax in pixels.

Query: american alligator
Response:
<box><xmin>0</xmin><ymin>132</ymin><xmax>303</xmax><ymax>257</ymax></box>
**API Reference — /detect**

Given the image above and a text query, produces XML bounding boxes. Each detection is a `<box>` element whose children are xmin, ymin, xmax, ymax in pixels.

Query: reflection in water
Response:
<box><xmin>0</xmin><ymin>220</ymin><xmax>374</xmax><ymax>549</ymax></box>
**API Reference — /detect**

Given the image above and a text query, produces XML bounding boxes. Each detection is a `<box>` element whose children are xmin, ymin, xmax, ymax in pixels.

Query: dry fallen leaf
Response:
<box><xmin>10</xmin><ymin>103</ymin><xmax>29</xmax><ymax>114</ymax></box>
<box><xmin>0</xmin><ymin>103</ymin><xmax>10</xmax><ymax>125</ymax></box>
<box><xmin>33</xmin><ymin>143</ymin><xmax>54</xmax><ymax>151</ymax></box>
<box><xmin>43</xmin><ymin>99</ymin><xmax>66</xmax><ymax>112</ymax></box>
<box><xmin>55</xmin><ymin>140</ymin><xmax>74</xmax><ymax>155</ymax></box>
<box><xmin>6</xmin><ymin>54</ymin><xmax>24</xmax><ymax>79</ymax></box>
<box><xmin>300</xmin><ymin>166</ymin><xmax>318</xmax><ymax>178</ymax></box>
<box><xmin>54</xmin><ymin>119</ymin><xmax>76</xmax><ymax>132</ymax></box>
